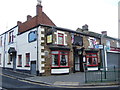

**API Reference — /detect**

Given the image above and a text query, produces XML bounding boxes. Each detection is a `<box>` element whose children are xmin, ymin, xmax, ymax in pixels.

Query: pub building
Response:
<box><xmin>43</xmin><ymin>25</ymin><xmax>101</xmax><ymax>75</ymax></box>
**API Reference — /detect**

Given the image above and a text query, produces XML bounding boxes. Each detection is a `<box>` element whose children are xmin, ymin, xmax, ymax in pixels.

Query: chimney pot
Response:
<box><xmin>27</xmin><ymin>15</ymin><xmax>32</xmax><ymax>21</ymax></box>
<box><xmin>101</xmin><ymin>31</ymin><xmax>107</xmax><ymax>36</ymax></box>
<box><xmin>82</xmin><ymin>24</ymin><xmax>88</xmax><ymax>31</ymax></box>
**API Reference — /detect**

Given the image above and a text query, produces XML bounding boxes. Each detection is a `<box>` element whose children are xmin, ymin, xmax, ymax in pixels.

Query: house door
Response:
<box><xmin>31</xmin><ymin>61</ymin><xmax>36</xmax><ymax>75</ymax></box>
<box><xmin>74</xmin><ymin>55</ymin><xmax>84</xmax><ymax>72</ymax></box>
<box><xmin>75</xmin><ymin>55</ymin><xmax>80</xmax><ymax>71</ymax></box>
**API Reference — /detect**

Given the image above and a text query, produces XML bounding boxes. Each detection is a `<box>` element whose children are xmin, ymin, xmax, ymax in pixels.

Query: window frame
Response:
<box><xmin>28</xmin><ymin>31</ymin><xmax>37</xmax><ymax>43</ymax></box>
<box><xmin>47</xmin><ymin>34</ymin><xmax>53</xmax><ymax>44</ymax></box>
<box><xmin>25</xmin><ymin>53</ymin><xmax>30</xmax><ymax>67</ymax></box>
<box><xmin>9</xmin><ymin>31</ymin><xmax>14</xmax><ymax>43</ymax></box>
<box><xmin>0</xmin><ymin>37</ymin><xmax>2</xmax><ymax>47</ymax></box>
<box><xmin>58</xmin><ymin>33</ymin><xmax>64</xmax><ymax>45</ymax></box>
<box><xmin>51</xmin><ymin>50</ymin><xmax>69</xmax><ymax>68</ymax></box>
<box><xmin>85</xmin><ymin>53</ymin><xmax>98</xmax><ymax>66</ymax></box>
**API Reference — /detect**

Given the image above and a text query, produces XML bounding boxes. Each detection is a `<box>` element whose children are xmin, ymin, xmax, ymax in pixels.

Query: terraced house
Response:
<box><xmin>0</xmin><ymin>2</ymin><xmax>120</xmax><ymax>76</ymax></box>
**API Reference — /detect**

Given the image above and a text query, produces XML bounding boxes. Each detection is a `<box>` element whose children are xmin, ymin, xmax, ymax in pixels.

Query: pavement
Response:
<box><xmin>1</xmin><ymin>68</ymin><xmax>119</xmax><ymax>87</ymax></box>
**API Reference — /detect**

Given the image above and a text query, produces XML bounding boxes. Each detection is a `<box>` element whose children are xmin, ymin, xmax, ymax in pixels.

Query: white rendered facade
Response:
<box><xmin>0</xmin><ymin>25</ymin><xmax>45</xmax><ymax>75</ymax></box>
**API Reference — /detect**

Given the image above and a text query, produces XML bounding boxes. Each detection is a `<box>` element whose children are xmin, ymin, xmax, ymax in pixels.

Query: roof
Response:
<box><xmin>18</xmin><ymin>12</ymin><xmax>56</xmax><ymax>33</ymax></box>
<box><xmin>76</xmin><ymin>28</ymin><xmax>101</xmax><ymax>38</ymax></box>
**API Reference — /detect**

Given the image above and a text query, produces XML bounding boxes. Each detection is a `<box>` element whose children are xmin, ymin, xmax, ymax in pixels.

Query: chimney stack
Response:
<box><xmin>27</xmin><ymin>15</ymin><xmax>32</xmax><ymax>21</ymax></box>
<box><xmin>17</xmin><ymin>21</ymin><xmax>22</xmax><ymax>26</ymax></box>
<box><xmin>101</xmin><ymin>31</ymin><xmax>107</xmax><ymax>36</ymax></box>
<box><xmin>82</xmin><ymin>24</ymin><xmax>88</xmax><ymax>31</ymax></box>
<box><xmin>36</xmin><ymin>0</ymin><xmax>42</xmax><ymax>16</ymax></box>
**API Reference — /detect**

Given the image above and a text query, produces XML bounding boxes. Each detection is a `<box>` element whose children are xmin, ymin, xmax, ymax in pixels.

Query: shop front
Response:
<box><xmin>84</xmin><ymin>50</ymin><xmax>99</xmax><ymax>71</ymax></box>
<box><xmin>49</xmin><ymin>46</ymin><xmax>70</xmax><ymax>74</ymax></box>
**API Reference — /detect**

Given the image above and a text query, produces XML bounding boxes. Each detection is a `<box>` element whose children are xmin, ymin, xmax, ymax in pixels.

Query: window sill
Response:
<box><xmin>7</xmin><ymin>63</ymin><xmax>11</xmax><ymax>65</ymax></box>
<box><xmin>87</xmin><ymin>65</ymin><xmax>98</xmax><ymax>67</ymax></box>
<box><xmin>51</xmin><ymin>66</ymin><xmax>69</xmax><ymax>68</ymax></box>
<box><xmin>8</xmin><ymin>42</ymin><xmax>14</xmax><ymax>45</ymax></box>
<box><xmin>25</xmin><ymin>65</ymin><xmax>30</xmax><ymax>67</ymax></box>
<box><xmin>17</xmin><ymin>65</ymin><xmax>22</xmax><ymax>67</ymax></box>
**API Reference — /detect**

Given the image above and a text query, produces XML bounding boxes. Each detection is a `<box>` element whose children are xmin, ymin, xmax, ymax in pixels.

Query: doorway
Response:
<box><xmin>74</xmin><ymin>55</ymin><xmax>84</xmax><ymax>72</ymax></box>
<box><xmin>31</xmin><ymin>61</ymin><xmax>36</xmax><ymax>75</ymax></box>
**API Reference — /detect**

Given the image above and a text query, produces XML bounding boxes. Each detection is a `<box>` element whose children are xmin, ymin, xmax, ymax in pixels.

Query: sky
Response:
<box><xmin>0</xmin><ymin>0</ymin><xmax>119</xmax><ymax>38</ymax></box>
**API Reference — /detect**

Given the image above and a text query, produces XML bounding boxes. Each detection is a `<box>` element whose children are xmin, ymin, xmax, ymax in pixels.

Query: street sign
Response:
<box><xmin>95</xmin><ymin>45</ymin><xmax>103</xmax><ymax>49</ymax></box>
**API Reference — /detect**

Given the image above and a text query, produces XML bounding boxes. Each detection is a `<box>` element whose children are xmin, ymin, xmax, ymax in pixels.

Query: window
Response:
<box><xmin>0</xmin><ymin>37</ymin><xmax>2</xmax><ymax>47</ymax></box>
<box><xmin>28</xmin><ymin>31</ymin><xmax>37</xmax><ymax>42</ymax></box>
<box><xmin>25</xmin><ymin>53</ymin><xmax>30</xmax><ymax>67</ymax></box>
<box><xmin>51</xmin><ymin>51</ymin><xmax>69</xmax><ymax>67</ymax></box>
<box><xmin>47</xmin><ymin>34</ymin><xmax>52</xmax><ymax>43</ymax></box>
<box><xmin>58</xmin><ymin>33</ymin><xmax>64</xmax><ymax>45</ymax></box>
<box><xmin>18</xmin><ymin>55</ymin><xmax>22</xmax><ymax>67</ymax></box>
<box><xmin>86</xmin><ymin>53</ymin><xmax>98</xmax><ymax>66</ymax></box>
<box><xmin>9</xmin><ymin>31</ymin><xmax>14</xmax><ymax>43</ymax></box>
<box><xmin>0</xmin><ymin>54</ymin><xmax>1</xmax><ymax>65</ymax></box>
<box><xmin>73</xmin><ymin>36</ymin><xmax>83</xmax><ymax>46</ymax></box>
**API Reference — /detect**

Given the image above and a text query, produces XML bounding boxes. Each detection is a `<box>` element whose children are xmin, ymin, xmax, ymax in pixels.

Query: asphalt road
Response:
<box><xmin>1</xmin><ymin>74</ymin><xmax>119</xmax><ymax>90</ymax></box>
<box><xmin>0</xmin><ymin>68</ymin><xmax>119</xmax><ymax>90</ymax></box>
<box><xmin>1</xmin><ymin>74</ymin><xmax>54</xmax><ymax>89</ymax></box>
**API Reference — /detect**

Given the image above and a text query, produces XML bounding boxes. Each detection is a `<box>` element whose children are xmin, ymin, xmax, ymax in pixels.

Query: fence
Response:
<box><xmin>85</xmin><ymin>66</ymin><xmax>120</xmax><ymax>83</ymax></box>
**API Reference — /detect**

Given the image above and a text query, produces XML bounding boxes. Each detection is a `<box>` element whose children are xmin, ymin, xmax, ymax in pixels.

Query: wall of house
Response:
<box><xmin>16</xmin><ymin>28</ymin><xmax>37</xmax><ymax>70</ymax></box>
<box><xmin>43</xmin><ymin>28</ymin><xmax>73</xmax><ymax>76</ymax></box>
<box><xmin>0</xmin><ymin>34</ymin><xmax>5</xmax><ymax>67</ymax></box>
<box><xmin>4</xmin><ymin>26</ymin><xmax>18</xmax><ymax>69</ymax></box>
<box><xmin>101</xmin><ymin>37</ymin><xmax>120</xmax><ymax>68</ymax></box>
<box><xmin>37</xmin><ymin>26</ymin><xmax>45</xmax><ymax>75</ymax></box>
<box><xmin>101</xmin><ymin>37</ymin><xmax>119</xmax><ymax>48</ymax></box>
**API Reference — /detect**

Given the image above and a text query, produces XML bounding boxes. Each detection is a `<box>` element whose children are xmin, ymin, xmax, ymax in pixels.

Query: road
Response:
<box><xmin>1</xmin><ymin>74</ymin><xmax>119</xmax><ymax>90</ymax></box>
<box><xmin>0</xmin><ymin>68</ymin><xmax>119</xmax><ymax>90</ymax></box>
<box><xmin>1</xmin><ymin>74</ymin><xmax>54</xmax><ymax>89</ymax></box>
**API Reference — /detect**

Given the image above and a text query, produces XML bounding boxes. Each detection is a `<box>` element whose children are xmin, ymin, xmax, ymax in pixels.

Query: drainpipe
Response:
<box><xmin>3</xmin><ymin>33</ymin><xmax>6</xmax><ymax>69</ymax></box>
<box><xmin>36</xmin><ymin>26</ymin><xmax>39</xmax><ymax>76</ymax></box>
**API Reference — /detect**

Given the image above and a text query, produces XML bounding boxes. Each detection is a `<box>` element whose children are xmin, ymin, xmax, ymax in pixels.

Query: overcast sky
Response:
<box><xmin>0</xmin><ymin>0</ymin><xmax>119</xmax><ymax>38</ymax></box>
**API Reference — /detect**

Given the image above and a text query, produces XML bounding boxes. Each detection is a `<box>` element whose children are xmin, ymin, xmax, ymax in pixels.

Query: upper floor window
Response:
<box><xmin>73</xmin><ymin>35</ymin><xmax>83</xmax><ymax>46</ymax></box>
<box><xmin>9</xmin><ymin>31</ymin><xmax>14</xmax><ymax>43</ymax></box>
<box><xmin>0</xmin><ymin>37</ymin><xmax>2</xmax><ymax>47</ymax></box>
<box><xmin>28</xmin><ymin>31</ymin><xmax>37</xmax><ymax>43</ymax></box>
<box><xmin>58</xmin><ymin>33</ymin><xmax>64</xmax><ymax>45</ymax></box>
<box><xmin>47</xmin><ymin>34</ymin><xmax>52</xmax><ymax>44</ymax></box>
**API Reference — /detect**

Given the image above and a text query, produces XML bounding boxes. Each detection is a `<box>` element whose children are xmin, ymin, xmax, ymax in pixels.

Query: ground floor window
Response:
<box><xmin>86</xmin><ymin>53</ymin><xmax>98</xmax><ymax>66</ymax></box>
<box><xmin>51</xmin><ymin>51</ymin><xmax>69</xmax><ymax>67</ymax></box>
<box><xmin>18</xmin><ymin>55</ymin><xmax>22</xmax><ymax>67</ymax></box>
<box><xmin>25</xmin><ymin>53</ymin><xmax>30</xmax><ymax>67</ymax></box>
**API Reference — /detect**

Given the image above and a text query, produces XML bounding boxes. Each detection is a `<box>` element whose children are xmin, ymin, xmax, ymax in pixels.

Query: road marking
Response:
<box><xmin>0</xmin><ymin>73</ymin><xmax>16</xmax><ymax>79</ymax></box>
